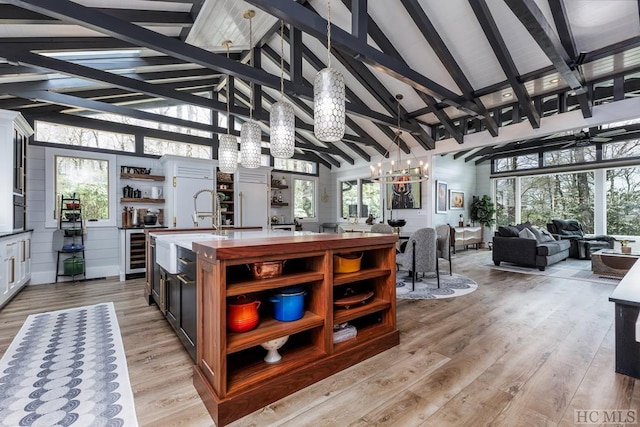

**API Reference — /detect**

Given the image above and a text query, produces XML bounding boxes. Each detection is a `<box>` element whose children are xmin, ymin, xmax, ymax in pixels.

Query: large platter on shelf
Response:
<box><xmin>334</xmin><ymin>291</ymin><xmax>374</xmax><ymax>309</ymax></box>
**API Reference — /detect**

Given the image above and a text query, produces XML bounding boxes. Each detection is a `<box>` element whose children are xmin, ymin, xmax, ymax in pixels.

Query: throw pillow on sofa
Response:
<box><xmin>498</xmin><ymin>225</ymin><xmax>520</xmax><ymax>237</ymax></box>
<box><xmin>539</xmin><ymin>228</ymin><xmax>556</xmax><ymax>242</ymax></box>
<box><xmin>518</xmin><ymin>228</ymin><xmax>536</xmax><ymax>240</ymax></box>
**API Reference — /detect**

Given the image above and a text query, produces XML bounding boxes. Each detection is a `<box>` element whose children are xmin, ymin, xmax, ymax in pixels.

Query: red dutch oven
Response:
<box><xmin>227</xmin><ymin>295</ymin><xmax>261</xmax><ymax>333</ymax></box>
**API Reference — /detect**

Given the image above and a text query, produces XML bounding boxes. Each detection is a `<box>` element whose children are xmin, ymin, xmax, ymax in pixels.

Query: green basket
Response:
<box><xmin>63</xmin><ymin>257</ymin><xmax>84</xmax><ymax>276</ymax></box>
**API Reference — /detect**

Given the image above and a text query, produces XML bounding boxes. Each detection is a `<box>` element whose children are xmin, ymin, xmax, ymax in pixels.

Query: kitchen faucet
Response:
<box><xmin>192</xmin><ymin>189</ymin><xmax>221</xmax><ymax>229</ymax></box>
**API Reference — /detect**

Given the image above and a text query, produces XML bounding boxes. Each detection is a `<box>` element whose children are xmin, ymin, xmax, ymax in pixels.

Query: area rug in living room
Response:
<box><xmin>489</xmin><ymin>258</ymin><xmax>621</xmax><ymax>285</ymax></box>
<box><xmin>0</xmin><ymin>302</ymin><xmax>138</xmax><ymax>427</ymax></box>
<box><xmin>396</xmin><ymin>272</ymin><xmax>478</xmax><ymax>300</ymax></box>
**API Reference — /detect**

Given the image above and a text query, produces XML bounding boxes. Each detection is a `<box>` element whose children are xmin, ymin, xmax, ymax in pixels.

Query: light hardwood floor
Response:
<box><xmin>0</xmin><ymin>250</ymin><xmax>638</xmax><ymax>426</ymax></box>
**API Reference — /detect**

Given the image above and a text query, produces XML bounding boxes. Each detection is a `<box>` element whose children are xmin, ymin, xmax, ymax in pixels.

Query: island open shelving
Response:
<box><xmin>192</xmin><ymin>232</ymin><xmax>399</xmax><ymax>426</ymax></box>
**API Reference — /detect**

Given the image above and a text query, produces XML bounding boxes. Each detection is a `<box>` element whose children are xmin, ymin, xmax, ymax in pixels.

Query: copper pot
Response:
<box><xmin>227</xmin><ymin>295</ymin><xmax>261</xmax><ymax>333</ymax></box>
<box><xmin>247</xmin><ymin>260</ymin><xmax>286</xmax><ymax>279</ymax></box>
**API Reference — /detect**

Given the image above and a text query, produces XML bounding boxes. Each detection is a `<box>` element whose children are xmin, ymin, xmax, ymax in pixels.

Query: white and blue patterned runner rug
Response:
<box><xmin>0</xmin><ymin>302</ymin><xmax>138</xmax><ymax>426</ymax></box>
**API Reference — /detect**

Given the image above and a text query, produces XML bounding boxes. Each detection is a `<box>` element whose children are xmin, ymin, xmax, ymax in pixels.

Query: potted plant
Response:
<box><xmin>470</xmin><ymin>195</ymin><xmax>496</xmax><ymax>248</ymax></box>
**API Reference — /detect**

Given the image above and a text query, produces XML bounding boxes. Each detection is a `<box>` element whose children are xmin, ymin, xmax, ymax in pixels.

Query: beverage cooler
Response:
<box><xmin>119</xmin><ymin>228</ymin><xmax>146</xmax><ymax>280</ymax></box>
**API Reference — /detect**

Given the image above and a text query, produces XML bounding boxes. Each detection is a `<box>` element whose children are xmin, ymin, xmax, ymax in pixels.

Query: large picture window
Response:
<box><xmin>606</xmin><ymin>166</ymin><xmax>640</xmax><ymax>235</ymax></box>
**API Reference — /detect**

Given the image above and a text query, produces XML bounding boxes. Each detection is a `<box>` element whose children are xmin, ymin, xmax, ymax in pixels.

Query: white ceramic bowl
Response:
<box><xmin>261</xmin><ymin>335</ymin><xmax>289</xmax><ymax>363</ymax></box>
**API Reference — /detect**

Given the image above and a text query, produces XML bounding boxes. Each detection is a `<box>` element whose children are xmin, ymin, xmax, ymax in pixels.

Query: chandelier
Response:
<box><xmin>218</xmin><ymin>40</ymin><xmax>238</xmax><ymax>174</ymax></box>
<box><xmin>313</xmin><ymin>0</ymin><xmax>345</xmax><ymax>142</ymax></box>
<box><xmin>269</xmin><ymin>20</ymin><xmax>295</xmax><ymax>159</ymax></box>
<box><xmin>369</xmin><ymin>94</ymin><xmax>429</xmax><ymax>184</ymax></box>
<box><xmin>240</xmin><ymin>9</ymin><xmax>261</xmax><ymax>169</ymax></box>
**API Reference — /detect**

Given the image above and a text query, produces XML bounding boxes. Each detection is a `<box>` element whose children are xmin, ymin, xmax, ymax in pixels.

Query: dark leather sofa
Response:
<box><xmin>546</xmin><ymin>219</ymin><xmax>614</xmax><ymax>259</ymax></box>
<box><xmin>493</xmin><ymin>223</ymin><xmax>570</xmax><ymax>271</ymax></box>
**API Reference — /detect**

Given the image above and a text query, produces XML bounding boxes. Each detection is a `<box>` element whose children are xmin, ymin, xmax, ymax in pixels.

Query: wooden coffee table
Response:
<box><xmin>591</xmin><ymin>249</ymin><xmax>640</xmax><ymax>277</ymax></box>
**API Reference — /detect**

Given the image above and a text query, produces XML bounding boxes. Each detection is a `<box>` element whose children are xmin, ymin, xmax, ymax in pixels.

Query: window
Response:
<box><xmin>339</xmin><ymin>178</ymin><xmax>381</xmax><ymax>219</ymax></box>
<box><xmin>36</xmin><ymin>121</ymin><xmax>135</xmax><ymax>152</ymax></box>
<box><xmin>606</xmin><ymin>166</ymin><xmax>640</xmax><ymax>235</ymax></box>
<box><xmin>341</xmin><ymin>179</ymin><xmax>357</xmax><ymax>218</ymax></box>
<box><xmin>144</xmin><ymin>137</ymin><xmax>212</xmax><ymax>159</ymax></box>
<box><xmin>543</xmin><ymin>146</ymin><xmax>596</xmax><ymax>166</ymax></box>
<box><xmin>494</xmin><ymin>178</ymin><xmax>516</xmax><ymax>226</ymax></box>
<box><xmin>274</xmin><ymin>158</ymin><xmax>317</xmax><ymax>174</ymax></box>
<box><xmin>294</xmin><ymin>178</ymin><xmax>316</xmax><ymax>219</ymax></box>
<box><xmin>46</xmin><ymin>148</ymin><xmax>117</xmax><ymax>228</ymax></box>
<box><xmin>493</xmin><ymin>154</ymin><xmax>538</xmax><ymax>172</ymax></box>
<box><xmin>520</xmin><ymin>171</ymin><xmax>594</xmax><ymax>231</ymax></box>
<box><xmin>602</xmin><ymin>140</ymin><xmax>640</xmax><ymax>160</ymax></box>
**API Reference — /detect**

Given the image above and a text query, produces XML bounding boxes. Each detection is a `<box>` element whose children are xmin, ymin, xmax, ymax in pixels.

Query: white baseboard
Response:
<box><xmin>30</xmin><ymin>265</ymin><xmax>120</xmax><ymax>285</ymax></box>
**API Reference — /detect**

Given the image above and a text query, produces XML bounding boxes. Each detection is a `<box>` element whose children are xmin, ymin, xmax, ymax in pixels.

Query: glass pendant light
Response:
<box><xmin>269</xmin><ymin>21</ymin><xmax>295</xmax><ymax>159</ymax></box>
<box><xmin>218</xmin><ymin>40</ymin><xmax>238</xmax><ymax>174</ymax></box>
<box><xmin>314</xmin><ymin>0</ymin><xmax>345</xmax><ymax>142</ymax></box>
<box><xmin>240</xmin><ymin>9</ymin><xmax>261</xmax><ymax>169</ymax></box>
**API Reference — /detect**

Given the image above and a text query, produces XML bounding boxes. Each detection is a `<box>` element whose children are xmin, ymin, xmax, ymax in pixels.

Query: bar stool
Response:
<box><xmin>319</xmin><ymin>222</ymin><xmax>338</xmax><ymax>233</ymax></box>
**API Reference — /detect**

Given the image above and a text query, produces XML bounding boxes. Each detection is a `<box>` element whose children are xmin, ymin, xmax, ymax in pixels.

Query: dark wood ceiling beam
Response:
<box><xmin>470</xmin><ymin>0</ymin><xmax>541</xmax><ymax>129</ymax></box>
<box><xmin>7</xmin><ymin>89</ymin><xmax>219</xmax><ymax>133</ymax></box>
<box><xmin>288</xmin><ymin>26</ymin><xmax>303</xmax><ymax>85</ymax></box>
<box><xmin>0</xmin><ymin>5</ymin><xmax>194</xmax><ymax>25</ymax></box>
<box><xmin>351</xmin><ymin>0</ymin><xmax>367</xmax><ymax>41</ymax></box>
<box><xmin>504</xmin><ymin>0</ymin><xmax>592</xmax><ymax>118</ymax></box>
<box><xmin>0</xmin><ymin>78</ymin><xmax>216</xmax><ymax>112</ymax></box>
<box><xmin>244</xmin><ymin>0</ymin><xmax>485</xmax><ymax>117</ymax></box>
<box><xmin>399</xmin><ymin>0</ymin><xmax>498</xmax><ymax>137</ymax></box>
<box><xmin>0</xmin><ymin>47</ymin><xmax>248</xmax><ymax>115</ymax></box>
<box><xmin>547</xmin><ymin>0</ymin><xmax>577</xmax><ymax>60</ymax></box>
<box><xmin>0</xmin><ymin>37</ymin><xmax>135</xmax><ymax>51</ymax></box>
<box><xmin>407</xmin><ymin>106</ymin><xmax>431</xmax><ymax>119</ymax></box>
<box><xmin>9</xmin><ymin>0</ymin><xmax>408</xmax><ymax>131</ymax></box>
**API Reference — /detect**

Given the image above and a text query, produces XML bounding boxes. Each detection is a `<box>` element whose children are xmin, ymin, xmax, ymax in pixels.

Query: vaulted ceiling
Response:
<box><xmin>2</xmin><ymin>0</ymin><xmax>640</xmax><ymax>169</ymax></box>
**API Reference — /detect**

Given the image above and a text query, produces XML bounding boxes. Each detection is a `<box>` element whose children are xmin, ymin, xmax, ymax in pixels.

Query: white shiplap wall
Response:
<box><xmin>27</xmin><ymin>147</ymin><xmax>162</xmax><ymax>285</ymax></box>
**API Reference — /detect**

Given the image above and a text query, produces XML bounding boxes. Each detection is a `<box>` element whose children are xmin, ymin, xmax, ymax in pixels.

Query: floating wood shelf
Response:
<box><xmin>270</xmin><ymin>202</ymin><xmax>289</xmax><ymax>207</ymax></box>
<box><xmin>120</xmin><ymin>173</ymin><xmax>165</xmax><ymax>181</ymax></box>
<box><xmin>120</xmin><ymin>198</ymin><xmax>165</xmax><ymax>203</ymax></box>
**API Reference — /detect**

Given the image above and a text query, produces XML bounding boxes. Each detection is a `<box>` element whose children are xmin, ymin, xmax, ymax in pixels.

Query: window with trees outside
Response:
<box><xmin>340</xmin><ymin>178</ymin><xmax>381</xmax><ymax>219</ymax></box>
<box><xmin>46</xmin><ymin>148</ymin><xmax>116</xmax><ymax>228</ymax></box>
<box><xmin>55</xmin><ymin>155</ymin><xmax>110</xmax><ymax>221</ymax></box>
<box><xmin>520</xmin><ymin>172</ymin><xmax>594</xmax><ymax>232</ymax></box>
<box><xmin>294</xmin><ymin>178</ymin><xmax>316</xmax><ymax>219</ymax></box>
<box><xmin>606</xmin><ymin>166</ymin><xmax>640</xmax><ymax>235</ymax></box>
<box><xmin>495</xmin><ymin>178</ymin><xmax>515</xmax><ymax>226</ymax></box>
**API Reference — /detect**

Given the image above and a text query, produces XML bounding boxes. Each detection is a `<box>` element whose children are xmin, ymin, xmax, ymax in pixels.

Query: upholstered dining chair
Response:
<box><xmin>435</xmin><ymin>224</ymin><xmax>452</xmax><ymax>275</ymax></box>
<box><xmin>370</xmin><ymin>223</ymin><xmax>395</xmax><ymax>234</ymax></box>
<box><xmin>396</xmin><ymin>227</ymin><xmax>439</xmax><ymax>290</ymax></box>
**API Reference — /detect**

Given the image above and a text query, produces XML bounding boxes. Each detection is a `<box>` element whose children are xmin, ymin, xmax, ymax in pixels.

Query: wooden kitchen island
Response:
<box><xmin>191</xmin><ymin>231</ymin><xmax>399</xmax><ymax>426</ymax></box>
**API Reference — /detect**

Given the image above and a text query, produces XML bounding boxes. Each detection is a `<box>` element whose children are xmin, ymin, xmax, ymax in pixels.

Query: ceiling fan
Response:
<box><xmin>561</xmin><ymin>127</ymin><xmax>627</xmax><ymax>148</ymax></box>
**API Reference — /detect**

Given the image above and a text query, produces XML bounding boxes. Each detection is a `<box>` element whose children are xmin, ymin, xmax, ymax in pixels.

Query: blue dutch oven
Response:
<box><xmin>270</xmin><ymin>286</ymin><xmax>307</xmax><ymax>321</ymax></box>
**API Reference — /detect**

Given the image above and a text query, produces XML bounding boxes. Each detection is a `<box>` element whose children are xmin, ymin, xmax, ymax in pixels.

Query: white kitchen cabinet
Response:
<box><xmin>0</xmin><ymin>110</ymin><xmax>33</xmax><ymax>234</ymax></box>
<box><xmin>160</xmin><ymin>155</ymin><xmax>217</xmax><ymax>228</ymax></box>
<box><xmin>0</xmin><ymin>231</ymin><xmax>32</xmax><ymax>309</ymax></box>
<box><xmin>235</xmin><ymin>166</ymin><xmax>271</xmax><ymax>229</ymax></box>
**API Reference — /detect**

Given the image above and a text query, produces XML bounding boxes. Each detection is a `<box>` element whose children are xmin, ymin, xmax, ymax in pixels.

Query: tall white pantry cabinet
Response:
<box><xmin>0</xmin><ymin>109</ymin><xmax>33</xmax><ymax>308</ymax></box>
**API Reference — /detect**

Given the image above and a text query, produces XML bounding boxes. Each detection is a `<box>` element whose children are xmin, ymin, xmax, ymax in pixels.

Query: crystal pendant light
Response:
<box><xmin>218</xmin><ymin>40</ymin><xmax>238</xmax><ymax>174</ymax></box>
<box><xmin>240</xmin><ymin>9</ymin><xmax>261</xmax><ymax>169</ymax></box>
<box><xmin>270</xmin><ymin>22</ymin><xmax>295</xmax><ymax>159</ymax></box>
<box><xmin>314</xmin><ymin>0</ymin><xmax>345</xmax><ymax>142</ymax></box>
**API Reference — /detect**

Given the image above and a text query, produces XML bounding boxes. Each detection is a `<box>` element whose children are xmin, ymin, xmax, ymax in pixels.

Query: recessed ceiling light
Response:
<box><xmin>550</xmin><ymin>78</ymin><xmax>559</xmax><ymax>84</ymax></box>
<box><xmin>502</xmin><ymin>93</ymin><xmax>512</xmax><ymax>98</ymax></box>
